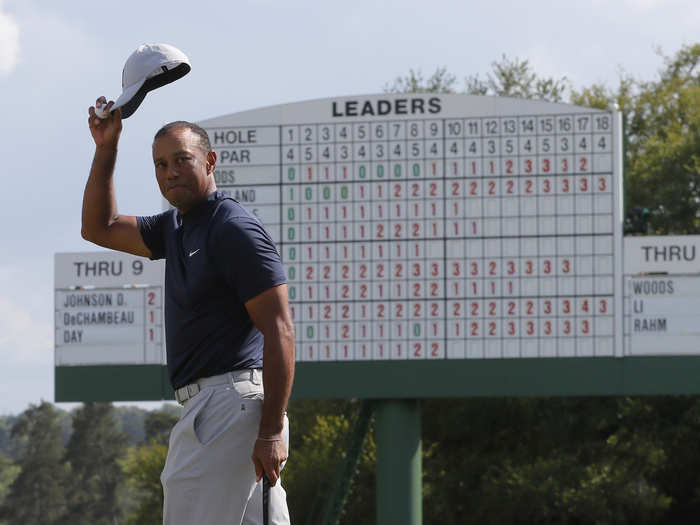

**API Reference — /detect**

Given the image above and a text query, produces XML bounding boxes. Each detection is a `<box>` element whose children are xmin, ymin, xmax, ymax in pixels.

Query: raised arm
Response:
<box><xmin>82</xmin><ymin>97</ymin><xmax>151</xmax><ymax>257</ymax></box>
<box><xmin>245</xmin><ymin>284</ymin><xmax>296</xmax><ymax>486</ymax></box>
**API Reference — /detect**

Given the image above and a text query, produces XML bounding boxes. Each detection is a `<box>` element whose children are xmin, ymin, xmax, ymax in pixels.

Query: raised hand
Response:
<box><xmin>88</xmin><ymin>96</ymin><xmax>122</xmax><ymax>150</ymax></box>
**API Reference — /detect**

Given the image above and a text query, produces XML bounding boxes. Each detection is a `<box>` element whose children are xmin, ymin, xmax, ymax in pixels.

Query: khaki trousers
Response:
<box><xmin>161</xmin><ymin>371</ymin><xmax>290</xmax><ymax>524</ymax></box>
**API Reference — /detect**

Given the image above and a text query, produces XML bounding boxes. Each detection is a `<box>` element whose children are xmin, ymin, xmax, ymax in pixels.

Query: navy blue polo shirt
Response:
<box><xmin>137</xmin><ymin>191</ymin><xmax>286</xmax><ymax>389</ymax></box>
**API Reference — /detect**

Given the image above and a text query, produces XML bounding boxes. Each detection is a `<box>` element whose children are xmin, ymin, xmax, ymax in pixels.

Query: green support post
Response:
<box><xmin>375</xmin><ymin>399</ymin><xmax>422</xmax><ymax>525</ymax></box>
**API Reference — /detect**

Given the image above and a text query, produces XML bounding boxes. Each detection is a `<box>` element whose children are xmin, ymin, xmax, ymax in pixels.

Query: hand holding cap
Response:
<box><xmin>92</xmin><ymin>43</ymin><xmax>191</xmax><ymax>119</ymax></box>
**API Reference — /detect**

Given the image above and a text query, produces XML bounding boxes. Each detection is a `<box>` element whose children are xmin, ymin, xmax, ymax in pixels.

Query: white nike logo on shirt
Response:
<box><xmin>189</xmin><ymin>249</ymin><xmax>200</xmax><ymax>257</ymax></box>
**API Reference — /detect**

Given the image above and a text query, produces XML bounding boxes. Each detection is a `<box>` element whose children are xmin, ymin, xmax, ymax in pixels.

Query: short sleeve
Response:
<box><xmin>210</xmin><ymin>217</ymin><xmax>286</xmax><ymax>302</ymax></box>
<box><xmin>137</xmin><ymin>213</ymin><xmax>167</xmax><ymax>260</ymax></box>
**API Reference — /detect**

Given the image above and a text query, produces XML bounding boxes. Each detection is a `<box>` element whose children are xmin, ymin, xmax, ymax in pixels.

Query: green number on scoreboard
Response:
<box><xmin>413</xmin><ymin>323</ymin><xmax>421</xmax><ymax>337</ymax></box>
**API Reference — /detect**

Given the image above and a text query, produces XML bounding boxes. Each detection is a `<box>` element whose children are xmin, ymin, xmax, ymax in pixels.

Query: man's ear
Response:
<box><xmin>206</xmin><ymin>151</ymin><xmax>217</xmax><ymax>174</ymax></box>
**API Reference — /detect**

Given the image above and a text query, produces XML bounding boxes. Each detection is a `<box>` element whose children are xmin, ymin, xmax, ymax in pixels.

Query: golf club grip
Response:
<box><xmin>262</xmin><ymin>473</ymin><xmax>270</xmax><ymax>525</ymax></box>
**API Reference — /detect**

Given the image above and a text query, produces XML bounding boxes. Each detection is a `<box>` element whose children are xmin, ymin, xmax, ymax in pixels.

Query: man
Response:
<box><xmin>83</xmin><ymin>98</ymin><xmax>295</xmax><ymax>524</ymax></box>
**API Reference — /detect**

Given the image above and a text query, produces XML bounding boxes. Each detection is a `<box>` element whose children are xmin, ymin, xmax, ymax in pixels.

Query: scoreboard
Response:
<box><xmin>198</xmin><ymin>94</ymin><xmax>624</xmax><ymax>363</ymax></box>
<box><xmin>624</xmin><ymin>236</ymin><xmax>700</xmax><ymax>356</ymax></box>
<box><xmin>57</xmin><ymin>97</ymin><xmax>700</xmax><ymax>402</ymax></box>
<box><xmin>54</xmin><ymin>252</ymin><xmax>165</xmax><ymax>366</ymax></box>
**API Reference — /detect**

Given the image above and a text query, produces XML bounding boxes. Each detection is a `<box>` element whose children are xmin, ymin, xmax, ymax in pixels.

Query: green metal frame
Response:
<box><xmin>55</xmin><ymin>356</ymin><xmax>700</xmax><ymax>402</ymax></box>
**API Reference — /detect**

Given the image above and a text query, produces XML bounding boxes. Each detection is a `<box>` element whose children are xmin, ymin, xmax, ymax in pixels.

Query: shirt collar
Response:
<box><xmin>178</xmin><ymin>191</ymin><xmax>222</xmax><ymax>226</ymax></box>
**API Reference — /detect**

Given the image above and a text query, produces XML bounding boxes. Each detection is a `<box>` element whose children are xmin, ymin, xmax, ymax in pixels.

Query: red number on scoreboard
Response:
<box><xmin>414</xmin><ymin>343</ymin><xmax>422</xmax><ymax>358</ymax></box>
<box><xmin>581</xmin><ymin>320</ymin><xmax>590</xmax><ymax>334</ymax></box>
<box><xmin>489</xmin><ymin>322</ymin><xmax>497</xmax><ymax>336</ymax></box>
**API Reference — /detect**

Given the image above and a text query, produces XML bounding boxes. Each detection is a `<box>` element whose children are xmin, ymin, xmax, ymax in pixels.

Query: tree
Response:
<box><xmin>621</xmin><ymin>44</ymin><xmax>700</xmax><ymax>233</ymax></box>
<box><xmin>61</xmin><ymin>403</ymin><xmax>128</xmax><ymax>525</ymax></box>
<box><xmin>284</xmin><ymin>400</ymin><xmax>376</xmax><ymax>525</ymax></box>
<box><xmin>385</xmin><ymin>56</ymin><xmax>570</xmax><ymax>102</ymax></box>
<box><xmin>0</xmin><ymin>418</ymin><xmax>17</xmax><ymax>460</ymax></box>
<box><xmin>144</xmin><ymin>409</ymin><xmax>179</xmax><ymax>445</ymax></box>
<box><xmin>114</xmin><ymin>406</ymin><xmax>149</xmax><ymax>444</ymax></box>
<box><xmin>384</xmin><ymin>67</ymin><xmax>457</xmax><ymax>94</ymax></box>
<box><xmin>0</xmin><ymin>456</ymin><xmax>20</xmax><ymax>523</ymax></box>
<box><xmin>0</xmin><ymin>402</ymin><xmax>68</xmax><ymax>524</ymax></box>
<box><xmin>120</xmin><ymin>441</ymin><xmax>168</xmax><ymax>525</ymax></box>
<box><xmin>465</xmin><ymin>55</ymin><xmax>570</xmax><ymax>102</ymax></box>
<box><xmin>118</xmin><ymin>408</ymin><xmax>179</xmax><ymax>524</ymax></box>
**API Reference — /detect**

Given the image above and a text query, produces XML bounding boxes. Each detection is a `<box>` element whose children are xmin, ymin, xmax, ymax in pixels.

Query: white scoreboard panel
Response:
<box><xmin>198</xmin><ymin>95</ymin><xmax>624</xmax><ymax>362</ymax></box>
<box><xmin>625</xmin><ymin>276</ymin><xmax>700</xmax><ymax>356</ymax></box>
<box><xmin>624</xmin><ymin>236</ymin><xmax>700</xmax><ymax>356</ymax></box>
<box><xmin>54</xmin><ymin>252</ymin><xmax>165</xmax><ymax>366</ymax></box>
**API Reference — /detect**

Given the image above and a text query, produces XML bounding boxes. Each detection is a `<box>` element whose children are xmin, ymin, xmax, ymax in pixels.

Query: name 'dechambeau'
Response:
<box><xmin>63</xmin><ymin>311</ymin><xmax>136</xmax><ymax>326</ymax></box>
<box><xmin>332</xmin><ymin>97</ymin><xmax>442</xmax><ymax>117</ymax></box>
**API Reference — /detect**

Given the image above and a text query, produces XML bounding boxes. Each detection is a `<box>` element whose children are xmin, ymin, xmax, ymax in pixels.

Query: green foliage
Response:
<box><xmin>385</xmin><ymin>56</ymin><xmax>570</xmax><ymax>102</ymax></box>
<box><xmin>421</xmin><ymin>398</ymin><xmax>672</xmax><ymax>525</ymax></box>
<box><xmin>284</xmin><ymin>400</ymin><xmax>376</xmax><ymax>525</ymax></box>
<box><xmin>0</xmin><ymin>402</ymin><xmax>68</xmax><ymax>524</ymax></box>
<box><xmin>144</xmin><ymin>409</ymin><xmax>179</xmax><ymax>445</ymax></box>
<box><xmin>0</xmin><ymin>417</ymin><xmax>17</xmax><ymax>461</ymax></box>
<box><xmin>466</xmin><ymin>55</ymin><xmax>570</xmax><ymax>102</ymax></box>
<box><xmin>384</xmin><ymin>67</ymin><xmax>457</xmax><ymax>94</ymax></box>
<box><xmin>0</xmin><ymin>455</ymin><xmax>20</xmax><ymax>521</ymax></box>
<box><xmin>114</xmin><ymin>406</ymin><xmax>149</xmax><ymax>444</ymax></box>
<box><xmin>61</xmin><ymin>403</ymin><xmax>128</xmax><ymax>525</ymax></box>
<box><xmin>622</xmin><ymin>44</ymin><xmax>700</xmax><ymax>233</ymax></box>
<box><xmin>120</xmin><ymin>440</ymin><xmax>168</xmax><ymax>525</ymax></box>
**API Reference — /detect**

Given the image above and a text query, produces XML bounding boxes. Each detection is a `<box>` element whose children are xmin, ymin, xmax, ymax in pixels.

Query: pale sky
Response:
<box><xmin>0</xmin><ymin>0</ymin><xmax>698</xmax><ymax>415</ymax></box>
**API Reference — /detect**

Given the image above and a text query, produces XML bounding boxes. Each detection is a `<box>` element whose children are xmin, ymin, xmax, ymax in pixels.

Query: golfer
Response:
<box><xmin>82</xmin><ymin>98</ymin><xmax>294</xmax><ymax>524</ymax></box>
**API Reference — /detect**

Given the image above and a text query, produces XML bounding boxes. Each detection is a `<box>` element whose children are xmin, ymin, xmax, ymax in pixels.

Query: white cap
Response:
<box><xmin>112</xmin><ymin>43</ymin><xmax>191</xmax><ymax>119</ymax></box>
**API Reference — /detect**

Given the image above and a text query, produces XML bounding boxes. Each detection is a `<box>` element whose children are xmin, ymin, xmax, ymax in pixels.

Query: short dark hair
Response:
<box><xmin>153</xmin><ymin>121</ymin><xmax>212</xmax><ymax>153</ymax></box>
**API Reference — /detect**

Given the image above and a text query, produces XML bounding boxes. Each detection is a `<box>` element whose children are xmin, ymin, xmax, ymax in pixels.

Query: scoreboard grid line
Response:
<box><xmin>442</xmin><ymin>118</ymin><xmax>448</xmax><ymax>359</ymax></box>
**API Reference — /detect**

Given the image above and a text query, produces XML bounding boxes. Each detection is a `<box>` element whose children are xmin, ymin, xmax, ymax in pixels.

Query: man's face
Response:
<box><xmin>152</xmin><ymin>127</ymin><xmax>216</xmax><ymax>213</ymax></box>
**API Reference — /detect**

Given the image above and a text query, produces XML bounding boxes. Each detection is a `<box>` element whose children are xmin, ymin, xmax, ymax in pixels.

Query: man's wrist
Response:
<box><xmin>257</xmin><ymin>424</ymin><xmax>284</xmax><ymax>440</ymax></box>
<box><xmin>95</xmin><ymin>144</ymin><xmax>119</xmax><ymax>155</ymax></box>
<box><xmin>256</xmin><ymin>436</ymin><xmax>282</xmax><ymax>443</ymax></box>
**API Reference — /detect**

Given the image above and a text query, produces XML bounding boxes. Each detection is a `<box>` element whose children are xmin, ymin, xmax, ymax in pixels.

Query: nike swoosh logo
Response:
<box><xmin>188</xmin><ymin>249</ymin><xmax>200</xmax><ymax>257</ymax></box>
